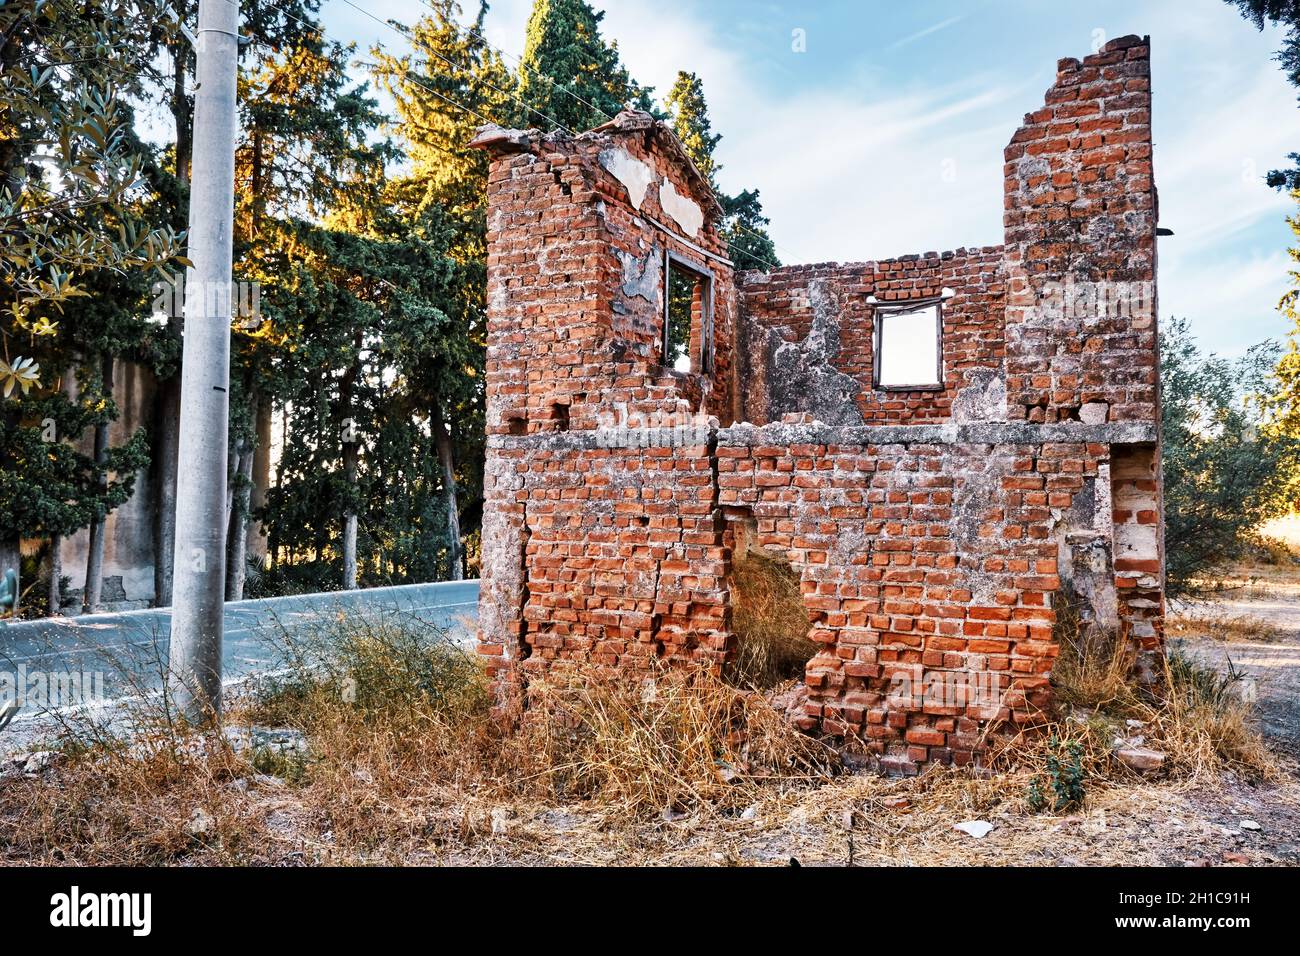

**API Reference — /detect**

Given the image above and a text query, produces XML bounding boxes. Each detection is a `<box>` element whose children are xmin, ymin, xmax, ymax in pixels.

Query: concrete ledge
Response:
<box><xmin>487</xmin><ymin>420</ymin><xmax>1158</xmax><ymax>452</ymax></box>
<box><xmin>719</xmin><ymin>420</ymin><xmax>1158</xmax><ymax>447</ymax></box>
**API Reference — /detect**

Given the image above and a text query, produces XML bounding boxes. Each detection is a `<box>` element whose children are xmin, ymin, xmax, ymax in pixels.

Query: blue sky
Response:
<box><xmin>317</xmin><ymin>0</ymin><xmax>1300</xmax><ymax>357</ymax></box>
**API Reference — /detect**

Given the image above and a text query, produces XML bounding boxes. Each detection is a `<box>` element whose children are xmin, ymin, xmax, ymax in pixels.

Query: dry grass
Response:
<box><xmin>725</xmin><ymin>550</ymin><xmax>817</xmax><ymax>690</ymax></box>
<box><xmin>1166</xmin><ymin>610</ymin><xmax>1282</xmax><ymax>644</ymax></box>
<box><xmin>515</xmin><ymin>664</ymin><xmax>837</xmax><ymax>817</ymax></box>
<box><xmin>0</xmin><ymin>722</ymin><xmax>269</xmax><ymax>865</ymax></box>
<box><xmin>0</xmin><ymin>601</ymin><xmax>1288</xmax><ymax>866</ymax></box>
<box><xmin>0</xmin><ymin>611</ymin><xmax>836</xmax><ymax>863</ymax></box>
<box><xmin>1037</xmin><ymin>602</ymin><xmax>1280</xmax><ymax>785</ymax></box>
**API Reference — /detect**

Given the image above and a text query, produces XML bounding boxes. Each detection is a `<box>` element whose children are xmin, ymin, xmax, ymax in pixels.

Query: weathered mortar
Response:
<box><xmin>474</xmin><ymin>35</ymin><xmax>1166</xmax><ymax>773</ymax></box>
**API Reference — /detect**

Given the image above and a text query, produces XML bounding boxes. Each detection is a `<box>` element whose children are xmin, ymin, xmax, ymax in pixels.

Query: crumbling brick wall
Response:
<box><xmin>1003</xmin><ymin>35</ymin><xmax>1159</xmax><ymax>425</ymax></box>
<box><xmin>474</xmin><ymin>35</ymin><xmax>1165</xmax><ymax>772</ymax></box>
<box><xmin>737</xmin><ymin>249</ymin><xmax>1006</xmax><ymax>425</ymax></box>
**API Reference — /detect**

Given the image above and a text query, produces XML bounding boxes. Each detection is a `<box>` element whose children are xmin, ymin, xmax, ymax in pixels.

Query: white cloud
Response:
<box><xmin>1154</xmin><ymin>63</ymin><xmax>1296</xmax><ymax>253</ymax></box>
<box><xmin>369</xmin><ymin>0</ymin><xmax>1300</xmax><ymax>350</ymax></box>
<box><xmin>1160</xmin><ymin>248</ymin><xmax>1294</xmax><ymax>356</ymax></box>
<box><xmin>569</xmin><ymin>0</ymin><xmax>1026</xmax><ymax>262</ymax></box>
<box><xmin>888</xmin><ymin>15</ymin><xmax>967</xmax><ymax>51</ymax></box>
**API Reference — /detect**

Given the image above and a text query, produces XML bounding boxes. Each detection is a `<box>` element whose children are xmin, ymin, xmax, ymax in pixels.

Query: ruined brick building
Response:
<box><xmin>473</xmin><ymin>35</ymin><xmax>1165</xmax><ymax>772</ymax></box>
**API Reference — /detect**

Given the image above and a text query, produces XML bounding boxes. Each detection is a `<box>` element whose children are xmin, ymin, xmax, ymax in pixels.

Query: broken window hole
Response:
<box><xmin>663</xmin><ymin>250</ymin><xmax>713</xmax><ymax>375</ymax></box>
<box><xmin>724</xmin><ymin>547</ymin><xmax>816</xmax><ymax>691</ymax></box>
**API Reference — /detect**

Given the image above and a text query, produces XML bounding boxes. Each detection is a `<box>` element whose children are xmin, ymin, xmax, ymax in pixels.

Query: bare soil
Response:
<box><xmin>1174</xmin><ymin>566</ymin><xmax>1300</xmax><ymax>752</ymax></box>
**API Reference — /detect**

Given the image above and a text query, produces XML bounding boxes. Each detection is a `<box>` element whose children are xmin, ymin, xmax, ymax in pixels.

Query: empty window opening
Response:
<box><xmin>663</xmin><ymin>251</ymin><xmax>713</xmax><ymax>375</ymax></box>
<box><xmin>874</xmin><ymin>299</ymin><xmax>943</xmax><ymax>390</ymax></box>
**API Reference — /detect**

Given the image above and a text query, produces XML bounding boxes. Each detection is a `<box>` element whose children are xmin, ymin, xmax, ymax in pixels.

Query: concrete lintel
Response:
<box><xmin>468</xmin><ymin>124</ymin><xmax>537</xmax><ymax>154</ymax></box>
<box><xmin>719</xmin><ymin>420</ymin><xmax>1159</xmax><ymax>447</ymax></box>
<box><xmin>486</xmin><ymin>420</ymin><xmax>1158</xmax><ymax>452</ymax></box>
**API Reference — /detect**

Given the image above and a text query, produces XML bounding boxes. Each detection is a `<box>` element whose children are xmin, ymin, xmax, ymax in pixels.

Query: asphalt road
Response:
<box><xmin>0</xmin><ymin>580</ymin><xmax>480</xmax><ymax>725</ymax></box>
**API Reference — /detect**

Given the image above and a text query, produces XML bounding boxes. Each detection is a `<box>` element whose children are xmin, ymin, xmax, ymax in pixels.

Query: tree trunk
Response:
<box><xmin>340</xmin><ymin>337</ymin><xmax>362</xmax><ymax>590</ymax></box>
<box><xmin>225</xmin><ymin>394</ymin><xmax>257</xmax><ymax>601</ymax></box>
<box><xmin>46</xmin><ymin>368</ymin><xmax>76</xmax><ymax>616</ymax></box>
<box><xmin>83</xmin><ymin>355</ymin><xmax>114</xmax><ymax>614</ymax></box>
<box><xmin>341</xmin><ymin>447</ymin><xmax>358</xmax><ymax>590</ymax></box>
<box><xmin>152</xmin><ymin>371</ymin><xmax>181</xmax><ymax>606</ymax></box>
<box><xmin>172</xmin><ymin>38</ymin><xmax>193</xmax><ymax>186</ymax></box>
<box><xmin>432</xmin><ymin>402</ymin><xmax>463</xmax><ymax>581</ymax></box>
<box><xmin>268</xmin><ymin>405</ymin><xmax>287</xmax><ymax>571</ymax></box>
<box><xmin>0</xmin><ymin>536</ymin><xmax>20</xmax><ymax>618</ymax></box>
<box><xmin>152</xmin><ymin>33</ymin><xmax>191</xmax><ymax>609</ymax></box>
<box><xmin>247</xmin><ymin>397</ymin><xmax>272</xmax><ymax>566</ymax></box>
<box><xmin>46</xmin><ymin>534</ymin><xmax>62</xmax><ymax>616</ymax></box>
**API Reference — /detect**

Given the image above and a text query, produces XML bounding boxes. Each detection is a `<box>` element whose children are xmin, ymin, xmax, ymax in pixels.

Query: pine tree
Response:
<box><xmin>143</xmin><ymin>0</ymin><xmax>332</xmax><ymax>605</ymax></box>
<box><xmin>369</xmin><ymin>1</ymin><xmax>513</xmax><ymax>582</ymax></box>
<box><xmin>721</xmin><ymin>189</ymin><xmax>780</xmax><ymax>272</ymax></box>
<box><xmin>518</xmin><ymin>0</ymin><xmax>655</xmax><ymax>132</ymax></box>
<box><xmin>666</xmin><ymin>72</ymin><xmax>720</xmax><ymax>183</ymax></box>
<box><xmin>665</xmin><ymin>70</ymin><xmax>779</xmax><ymax>271</ymax></box>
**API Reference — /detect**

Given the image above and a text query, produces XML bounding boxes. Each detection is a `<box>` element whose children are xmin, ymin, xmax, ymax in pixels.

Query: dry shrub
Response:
<box><xmin>725</xmin><ymin>550</ymin><xmax>816</xmax><ymax>690</ymax></box>
<box><xmin>249</xmin><ymin>613</ymin><xmax>489</xmax><ymax>725</ymax></box>
<box><xmin>1042</xmin><ymin>601</ymin><xmax>1279</xmax><ymax>784</ymax></box>
<box><xmin>513</xmin><ymin>663</ymin><xmax>837</xmax><ymax>818</ymax></box>
<box><xmin>1249</xmin><ymin>533</ymin><xmax>1298</xmax><ymax>567</ymax></box>
<box><xmin>1152</xmin><ymin>651</ymin><xmax>1276</xmax><ymax>777</ymax></box>
<box><xmin>1050</xmin><ymin>593</ymin><xmax>1137</xmax><ymax>713</ymax></box>
<box><xmin>231</xmin><ymin>612</ymin><xmax>509</xmax><ymax>852</ymax></box>
<box><xmin>245</xmin><ymin>614</ymin><xmax>835</xmax><ymax>843</ymax></box>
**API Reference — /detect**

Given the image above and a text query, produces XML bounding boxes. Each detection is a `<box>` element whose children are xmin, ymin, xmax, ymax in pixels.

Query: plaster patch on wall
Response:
<box><xmin>611</xmin><ymin>245</ymin><xmax>663</xmax><ymax>342</ymax></box>
<box><xmin>952</xmin><ymin>368</ymin><xmax>1008</xmax><ymax>423</ymax></box>
<box><xmin>659</xmin><ymin>179</ymin><xmax>704</xmax><ymax>237</ymax></box>
<box><xmin>615</xmin><ymin>246</ymin><xmax>662</xmax><ymax>303</ymax></box>
<box><xmin>598</xmin><ymin>147</ymin><xmax>653</xmax><ymax>210</ymax></box>
<box><xmin>950</xmin><ymin>447</ymin><xmax>1018</xmax><ymax>603</ymax></box>
<box><xmin>762</xmin><ymin>278</ymin><xmax>866</xmax><ymax>426</ymax></box>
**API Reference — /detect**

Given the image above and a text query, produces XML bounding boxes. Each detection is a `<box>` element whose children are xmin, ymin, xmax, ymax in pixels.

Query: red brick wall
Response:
<box><xmin>489</xmin><ymin>439</ymin><xmax>730</xmax><ymax>678</ymax></box>
<box><xmin>474</xmin><ymin>114</ymin><xmax>740</xmax><ymax>702</ymax></box>
<box><xmin>718</xmin><ymin>428</ymin><xmax>1111</xmax><ymax>770</ymax></box>
<box><xmin>479</xmin><ymin>114</ymin><xmax>736</xmax><ymax>442</ymax></box>
<box><xmin>736</xmin><ymin>249</ymin><xmax>1006</xmax><ymax>425</ymax></box>
<box><xmin>476</xmin><ymin>36</ymin><xmax>1166</xmax><ymax>773</ymax></box>
<box><xmin>1003</xmin><ymin>36</ymin><xmax>1159</xmax><ymax>425</ymax></box>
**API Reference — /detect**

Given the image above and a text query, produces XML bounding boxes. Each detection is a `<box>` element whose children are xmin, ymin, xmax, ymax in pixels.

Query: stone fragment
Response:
<box><xmin>1116</xmin><ymin>747</ymin><xmax>1166</xmax><ymax>773</ymax></box>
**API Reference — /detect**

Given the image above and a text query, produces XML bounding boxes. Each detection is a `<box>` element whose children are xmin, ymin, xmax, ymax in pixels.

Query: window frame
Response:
<box><xmin>872</xmin><ymin>296</ymin><xmax>945</xmax><ymax>392</ymax></box>
<box><xmin>662</xmin><ymin>249</ymin><xmax>714</xmax><ymax>376</ymax></box>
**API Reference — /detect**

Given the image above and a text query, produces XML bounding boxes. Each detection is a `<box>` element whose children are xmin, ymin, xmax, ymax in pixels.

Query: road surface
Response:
<box><xmin>0</xmin><ymin>580</ymin><xmax>479</xmax><ymax>726</ymax></box>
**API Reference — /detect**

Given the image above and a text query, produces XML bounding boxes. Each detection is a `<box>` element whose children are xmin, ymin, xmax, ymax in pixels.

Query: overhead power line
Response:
<box><xmin>228</xmin><ymin>0</ymin><xmax>788</xmax><ymax>270</ymax></box>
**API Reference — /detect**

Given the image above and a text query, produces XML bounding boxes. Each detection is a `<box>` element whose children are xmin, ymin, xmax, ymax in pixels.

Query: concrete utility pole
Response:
<box><xmin>168</xmin><ymin>0</ymin><xmax>239</xmax><ymax>724</ymax></box>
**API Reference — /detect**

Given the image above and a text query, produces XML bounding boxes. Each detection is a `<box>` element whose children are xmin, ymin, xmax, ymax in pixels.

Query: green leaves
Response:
<box><xmin>0</xmin><ymin>0</ymin><xmax>181</xmax><ymax>545</ymax></box>
<box><xmin>517</xmin><ymin>0</ymin><xmax>655</xmax><ymax>132</ymax></box>
<box><xmin>1</xmin><ymin>1</ymin><xmax>186</xmax><ymax>340</ymax></box>
<box><xmin>0</xmin><ymin>356</ymin><xmax>40</xmax><ymax>397</ymax></box>
<box><xmin>1161</xmin><ymin>316</ymin><xmax>1298</xmax><ymax>594</ymax></box>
